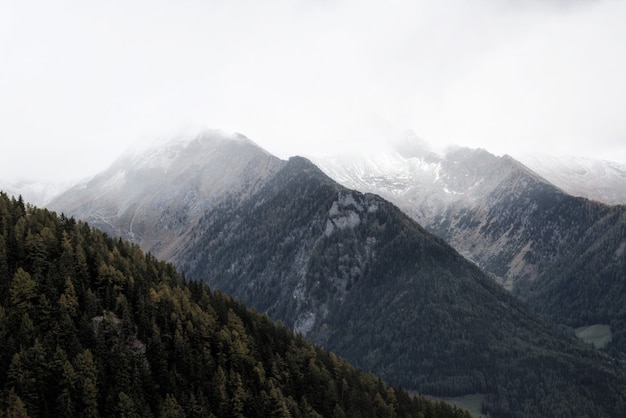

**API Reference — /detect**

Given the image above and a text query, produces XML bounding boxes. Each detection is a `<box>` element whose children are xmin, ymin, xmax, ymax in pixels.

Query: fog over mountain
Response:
<box><xmin>3</xmin><ymin>0</ymin><xmax>626</xmax><ymax>182</ymax></box>
<box><xmin>519</xmin><ymin>153</ymin><xmax>626</xmax><ymax>205</ymax></box>
<box><xmin>0</xmin><ymin>179</ymin><xmax>73</xmax><ymax>207</ymax></box>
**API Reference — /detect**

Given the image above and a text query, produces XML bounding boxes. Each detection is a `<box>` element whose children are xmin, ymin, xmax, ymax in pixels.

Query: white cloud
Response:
<box><xmin>1</xmin><ymin>0</ymin><xmax>625</xmax><ymax>181</ymax></box>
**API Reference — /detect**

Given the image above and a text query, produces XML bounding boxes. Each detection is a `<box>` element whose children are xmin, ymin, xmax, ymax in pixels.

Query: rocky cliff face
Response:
<box><xmin>312</xmin><ymin>145</ymin><xmax>570</xmax><ymax>289</ymax></box>
<box><xmin>311</xmin><ymin>143</ymin><xmax>626</xmax><ymax>287</ymax></box>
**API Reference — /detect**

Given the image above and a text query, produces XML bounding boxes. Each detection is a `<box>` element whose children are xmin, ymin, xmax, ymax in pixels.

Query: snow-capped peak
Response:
<box><xmin>118</xmin><ymin>129</ymin><xmax>257</xmax><ymax>172</ymax></box>
<box><xmin>124</xmin><ymin>128</ymin><xmax>244</xmax><ymax>157</ymax></box>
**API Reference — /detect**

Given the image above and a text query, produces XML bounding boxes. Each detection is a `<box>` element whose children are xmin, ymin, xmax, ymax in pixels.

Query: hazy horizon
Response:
<box><xmin>2</xmin><ymin>0</ymin><xmax>626</xmax><ymax>182</ymax></box>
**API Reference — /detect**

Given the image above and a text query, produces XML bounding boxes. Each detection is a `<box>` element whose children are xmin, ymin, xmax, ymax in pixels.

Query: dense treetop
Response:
<box><xmin>515</xmin><ymin>199</ymin><xmax>626</xmax><ymax>357</ymax></box>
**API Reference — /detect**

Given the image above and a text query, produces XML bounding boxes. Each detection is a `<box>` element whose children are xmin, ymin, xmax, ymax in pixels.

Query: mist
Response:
<box><xmin>1</xmin><ymin>0</ymin><xmax>625</xmax><ymax>182</ymax></box>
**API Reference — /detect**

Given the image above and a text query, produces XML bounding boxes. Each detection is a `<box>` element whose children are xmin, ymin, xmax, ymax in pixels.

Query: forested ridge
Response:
<box><xmin>0</xmin><ymin>192</ymin><xmax>469</xmax><ymax>417</ymax></box>
<box><xmin>514</xmin><ymin>200</ymin><xmax>626</xmax><ymax>357</ymax></box>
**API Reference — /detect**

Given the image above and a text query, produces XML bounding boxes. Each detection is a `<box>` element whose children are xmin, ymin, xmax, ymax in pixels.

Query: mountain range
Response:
<box><xmin>46</xmin><ymin>131</ymin><xmax>626</xmax><ymax>417</ymax></box>
<box><xmin>310</xmin><ymin>135</ymin><xmax>626</xmax><ymax>356</ymax></box>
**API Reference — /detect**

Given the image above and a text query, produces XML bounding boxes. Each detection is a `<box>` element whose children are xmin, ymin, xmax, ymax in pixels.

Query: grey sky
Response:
<box><xmin>1</xmin><ymin>0</ymin><xmax>625</xmax><ymax>182</ymax></box>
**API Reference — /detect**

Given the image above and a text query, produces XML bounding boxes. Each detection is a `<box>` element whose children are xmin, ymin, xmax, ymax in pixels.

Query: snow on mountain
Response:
<box><xmin>518</xmin><ymin>153</ymin><xmax>626</xmax><ymax>205</ymax></box>
<box><xmin>121</xmin><ymin>129</ymin><xmax>262</xmax><ymax>171</ymax></box>
<box><xmin>310</xmin><ymin>143</ymin><xmax>542</xmax><ymax>230</ymax></box>
<box><xmin>309</xmin><ymin>136</ymin><xmax>588</xmax><ymax>289</ymax></box>
<box><xmin>310</xmin><ymin>132</ymin><xmax>626</xmax><ymax>305</ymax></box>
<box><xmin>48</xmin><ymin>130</ymin><xmax>284</xmax><ymax>261</ymax></box>
<box><xmin>313</xmin><ymin>149</ymin><xmax>434</xmax><ymax>197</ymax></box>
<box><xmin>0</xmin><ymin>179</ymin><xmax>74</xmax><ymax>206</ymax></box>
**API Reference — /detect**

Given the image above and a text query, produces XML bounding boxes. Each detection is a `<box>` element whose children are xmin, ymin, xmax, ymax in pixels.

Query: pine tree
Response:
<box><xmin>9</xmin><ymin>268</ymin><xmax>36</xmax><ymax>312</ymax></box>
<box><xmin>55</xmin><ymin>360</ymin><xmax>77</xmax><ymax>417</ymax></box>
<box><xmin>59</xmin><ymin>276</ymin><xmax>79</xmax><ymax>317</ymax></box>
<box><xmin>116</xmin><ymin>392</ymin><xmax>140</xmax><ymax>418</ymax></box>
<box><xmin>6</xmin><ymin>389</ymin><xmax>30</xmax><ymax>418</ymax></box>
<box><xmin>74</xmin><ymin>349</ymin><xmax>99</xmax><ymax>418</ymax></box>
<box><xmin>161</xmin><ymin>394</ymin><xmax>185</xmax><ymax>418</ymax></box>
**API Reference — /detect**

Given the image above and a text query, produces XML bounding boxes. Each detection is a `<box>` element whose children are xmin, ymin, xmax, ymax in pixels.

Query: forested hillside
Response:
<box><xmin>177</xmin><ymin>157</ymin><xmax>626</xmax><ymax>417</ymax></box>
<box><xmin>515</xmin><ymin>201</ymin><xmax>626</xmax><ymax>357</ymax></box>
<box><xmin>0</xmin><ymin>192</ymin><xmax>469</xmax><ymax>417</ymax></box>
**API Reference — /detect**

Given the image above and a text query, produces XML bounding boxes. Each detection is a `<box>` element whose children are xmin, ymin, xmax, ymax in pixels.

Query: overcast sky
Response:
<box><xmin>2</xmin><ymin>0</ymin><xmax>626</xmax><ymax>182</ymax></box>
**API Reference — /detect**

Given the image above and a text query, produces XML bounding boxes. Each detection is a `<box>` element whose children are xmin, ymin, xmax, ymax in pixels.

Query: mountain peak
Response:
<box><xmin>118</xmin><ymin>129</ymin><xmax>270</xmax><ymax>171</ymax></box>
<box><xmin>389</xmin><ymin>131</ymin><xmax>438</xmax><ymax>160</ymax></box>
<box><xmin>125</xmin><ymin>128</ymin><xmax>247</xmax><ymax>153</ymax></box>
<box><xmin>49</xmin><ymin>130</ymin><xmax>285</xmax><ymax>260</ymax></box>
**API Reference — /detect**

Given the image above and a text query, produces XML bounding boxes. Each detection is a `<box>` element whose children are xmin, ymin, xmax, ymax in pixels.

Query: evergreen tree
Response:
<box><xmin>7</xmin><ymin>389</ymin><xmax>30</xmax><ymax>418</ymax></box>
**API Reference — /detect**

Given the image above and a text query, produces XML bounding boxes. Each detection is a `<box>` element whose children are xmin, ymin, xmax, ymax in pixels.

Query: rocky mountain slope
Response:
<box><xmin>311</xmin><ymin>144</ymin><xmax>567</xmax><ymax>289</ymax></box>
<box><xmin>47</xmin><ymin>132</ymin><xmax>626</xmax><ymax>416</ymax></box>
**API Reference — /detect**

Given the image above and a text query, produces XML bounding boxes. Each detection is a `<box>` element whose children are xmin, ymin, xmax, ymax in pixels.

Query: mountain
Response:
<box><xmin>173</xmin><ymin>155</ymin><xmax>626</xmax><ymax>417</ymax></box>
<box><xmin>519</xmin><ymin>153</ymin><xmax>626</xmax><ymax>205</ymax></box>
<box><xmin>49</xmin><ymin>132</ymin><xmax>626</xmax><ymax>416</ymax></box>
<box><xmin>0</xmin><ymin>179</ymin><xmax>72</xmax><ymax>207</ymax></box>
<box><xmin>311</xmin><ymin>139</ymin><xmax>626</xmax><ymax>358</ymax></box>
<box><xmin>0</xmin><ymin>192</ymin><xmax>470</xmax><ymax>417</ymax></box>
<box><xmin>310</xmin><ymin>143</ymin><xmax>566</xmax><ymax>289</ymax></box>
<box><xmin>49</xmin><ymin>130</ymin><xmax>285</xmax><ymax>261</ymax></box>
